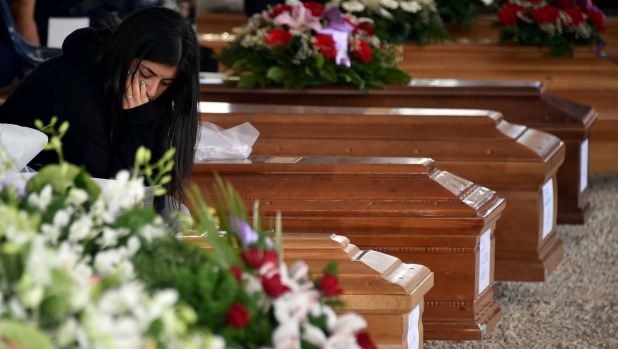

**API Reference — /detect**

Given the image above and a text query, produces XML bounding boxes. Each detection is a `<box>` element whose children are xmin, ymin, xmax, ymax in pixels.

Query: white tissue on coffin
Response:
<box><xmin>195</xmin><ymin>121</ymin><xmax>260</xmax><ymax>162</ymax></box>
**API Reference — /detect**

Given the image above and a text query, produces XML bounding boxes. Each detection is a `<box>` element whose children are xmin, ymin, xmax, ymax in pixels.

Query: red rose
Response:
<box><xmin>563</xmin><ymin>6</ymin><xmax>585</xmax><ymax>27</ymax></box>
<box><xmin>356</xmin><ymin>22</ymin><xmax>376</xmax><ymax>36</ymax></box>
<box><xmin>530</xmin><ymin>6</ymin><xmax>561</xmax><ymax>25</ymax></box>
<box><xmin>265</xmin><ymin>29</ymin><xmax>293</xmax><ymax>47</ymax></box>
<box><xmin>498</xmin><ymin>4</ymin><xmax>524</xmax><ymax>27</ymax></box>
<box><xmin>226</xmin><ymin>303</ymin><xmax>250</xmax><ymax>328</ymax></box>
<box><xmin>317</xmin><ymin>273</ymin><xmax>343</xmax><ymax>297</ymax></box>
<box><xmin>356</xmin><ymin>332</ymin><xmax>378</xmax><ymax>349</ymax></box>
<box><xmin>261</xmin><ymin>273</ymin><xmax>291</xmax><ymax>297</ymax></box>
<box><xmin>230</xmin><ymin>265</ymin><xmax>243</xmax><ymax>284</ymax></box>
<box><xmin>588</xmin><ymin>8</ymin><xmax>605</xmax><ymax>31</ymax></box>
<box><xmin>270</xmin><ymin>4</ymin><xmax>292</xmax><ymax>18</ymax></box>
<box><xmin>312</xmin><ymin>34</ymin><xmax>337</xmax><ymax>60</ymax></box>
<box><xmin>351</xmin><ymin>39</ymin><xmax>373</xmax><ymax>64</ymax></box>
<box><xmin>242</xmin><ymin>249</ymin><xmax>279</xmax><ymax>269</ymax></box>
<box><xmin>303</xmin><ymin>1</ymin><xmax>324</xmax><ymax>17</ymax></box>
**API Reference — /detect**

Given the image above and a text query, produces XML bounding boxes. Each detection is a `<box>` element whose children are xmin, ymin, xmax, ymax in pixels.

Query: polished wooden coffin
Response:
<box><xmin>198</xmin><ymin>73</ymin><xmax>595</xmax><ymax>225</ymax></box>
<box><xmin>191</xmin><ymin>156</ymin><xmax>505</xmax><ymax>340</ymax></box>
<box><xmin>199</xmin><ymin>102</ymin><xmax>565</xmax><ymax>281</ymax></box>
<box><xmin>184</xmin><ymin>233</ymin><xmax>434</xmax><ymax>349</ymax></box>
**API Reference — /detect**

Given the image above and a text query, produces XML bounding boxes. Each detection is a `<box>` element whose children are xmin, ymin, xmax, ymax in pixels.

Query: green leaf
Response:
<box><xmin>238</xmin><ymin>74</ymin><xmax>258</xmax><ymax>89</ymax></box>
<box><xmin>266</xmin><ymin>67</ymin><xmax>286</xmax><ymax>83</ymax></box>
<box><xmin>0</xmin><ymin>320</ymin><xmax>55</xmax><ymax>349</ymax></box>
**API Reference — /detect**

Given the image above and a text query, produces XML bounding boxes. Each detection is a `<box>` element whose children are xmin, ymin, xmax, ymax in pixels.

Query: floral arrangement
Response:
<box><xmin>494</xmin><ymin>0</ymin><xmax>606</xmax><ymax>57</ymax></box>
<box><xmin>332</xmin><ymin>0</ymin><xmax>451</xmax><ymax>44</ymax></box>
<box><xmin>0</xmin><ymin>121</ymin><xmax>377</xmax><ymax>348</ymax></box>
<box><xmin>435</xmin><ymin>0</ymin><xmax>495</xmax><ymax>27</ymax></box>
<box><xmin>216</xmin><ymin>0</ymin><xmax>411</xmax><ymax>90</ymax></box>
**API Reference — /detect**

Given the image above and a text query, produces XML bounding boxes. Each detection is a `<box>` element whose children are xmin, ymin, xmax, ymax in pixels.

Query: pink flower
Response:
<box><xmin>274</xmin><ymin>3</ymin><xmax>322</xmax><ymax>34</ymax></box>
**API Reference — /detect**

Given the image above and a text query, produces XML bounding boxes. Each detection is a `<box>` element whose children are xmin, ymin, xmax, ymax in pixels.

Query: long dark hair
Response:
<box><xmin>96</xmin><ymin>6</ymin><xmax>200</xmax><ymax>209</ymax></box>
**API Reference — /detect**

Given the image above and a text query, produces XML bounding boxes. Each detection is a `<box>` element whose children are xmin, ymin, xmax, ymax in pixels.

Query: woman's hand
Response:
<box><xmin>122</xmin><ymin>72</ymin><xmax>149</xmax><ymax>109</ymax></box>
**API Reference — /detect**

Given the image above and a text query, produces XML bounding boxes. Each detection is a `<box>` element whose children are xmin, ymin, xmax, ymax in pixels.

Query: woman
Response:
<box><xmin>0</xmin><ymin>6</ymin><xmax>200</xmax><ymax>212</ymax></box>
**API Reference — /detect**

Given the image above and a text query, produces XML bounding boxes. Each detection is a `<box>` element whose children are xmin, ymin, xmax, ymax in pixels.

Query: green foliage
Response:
<box><xmin>0</xmin><ymin>320</ymin><xmax>55</xmax><ymax>349</ymax></box>
<box><xmin>436</xmin><ymin>0</ymin><xmax>496</xmax><ymax>27</ymax></box>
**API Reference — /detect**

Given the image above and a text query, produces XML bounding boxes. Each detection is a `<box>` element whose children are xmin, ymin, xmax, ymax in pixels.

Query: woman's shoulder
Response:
<box><xmin>61</xmin><ymin>27</ymin><xmax>103</xmax><ymax>73</ymax></box>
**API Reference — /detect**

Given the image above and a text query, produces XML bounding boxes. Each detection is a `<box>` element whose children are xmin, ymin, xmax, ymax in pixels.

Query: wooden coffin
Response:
<box><xmin>198</xmin><ymin>73</ymin><xmax>595</xmax><ymax>225</ymax></box>
<box><xmin>184</xmin><ymin>233</ymin><xmax>434</xmax><ymax>349</ymax></box>
<box><xmin>199</xmin><ymin>102</ymin><xmax>565</xmax><ymax>281</ymax></box>
<box><xmin>191</xmin><ymin>156</ymin><xmax>505</xmax><ymax>340</ymax></box>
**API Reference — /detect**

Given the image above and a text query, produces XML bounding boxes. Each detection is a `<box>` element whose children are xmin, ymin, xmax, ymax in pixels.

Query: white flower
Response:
<box><xmin>273</xmin><ymin>319</ymin><xmax>301</xmax><ymax>349</ymax></box>
<box><xmin>97</xmin><ymin>226</ymin><xmax>130</xmax><ymax>248</ymax></box>
<box><xmin>300</xmin><ymin>322</ymin><xmax>327</xmax><ymax>346</ymax></box>
<box><xmin>480</xmin><ymin>0</ymin><xmax>493</xmax><ymax>5</ymax></box>
<box><xmin>380</xmin><ymin>0</ymin><xmax>399</xmax><ymax>10</ymax></box>
<box><xmin>342</xmin><ymin>0</ymin><xmax>365</xmax><ymax>12</ymax></box>
<box><xmin>27</xmin><ymin>184</ymin><xmax>52</xmax><ymax>211</ymax></box>
<box><xmin>67</xmin><ymin>188</ymin><xmax>89</xmax><ymax>206</ymax></box>
<box><xmin>273</xmin><ymin>290</ymin><xmax>320</xmax><ymax>323</ymax></box>
<box><xmin>94</xmin><ymin>248</ymin><xmax>135</xmax><ymax>279</ymax></box>
<box><xmin>401</xmin><ymin>1</ymin><xmax>422</xmax><ymax>13</ymax></box>
<box><xmin>68</xmin><ymin>214</ymin><xmax>94</xmax><ymax>241</ymax></box>
<box><xmin>139</xmin><ymin>220</ymin><xmax>167</xmax><ymax>242</ymax></box>
<box><xmin>330</xmin><ymin>312</ymin><xmax>368</xmax><ymax>335</ymax></box>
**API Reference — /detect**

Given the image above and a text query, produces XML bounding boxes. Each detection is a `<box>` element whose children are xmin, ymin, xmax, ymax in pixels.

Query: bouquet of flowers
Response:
<box><xmin>332</xmin><ymin>0</ymin><xmax>451</xmax><ymax>44</ymax></box>
<box><xmin>435</xmin><ymin>0</ymin><xmax>496</xmax><ymax>27</ymax></box>
<box><xmin>494</xmin><ymin>0</ymin><xmax>606</xmax><ymax>57</ymax></box>
<box><xmin>216</xmin><ymin>0</ymin><xmax>411</xmax><ymax>90</ymax></box>
<box><xmin>0</xmin><ymin>121</ymin><xmax>377</xmax><ymax>348</ymax></box>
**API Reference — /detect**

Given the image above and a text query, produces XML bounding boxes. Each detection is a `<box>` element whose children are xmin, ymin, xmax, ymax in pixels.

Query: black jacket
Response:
<box><xmin>0</xmin><ymin>27</ymin><xmax>165</xmax><ymax>178</ymax></box>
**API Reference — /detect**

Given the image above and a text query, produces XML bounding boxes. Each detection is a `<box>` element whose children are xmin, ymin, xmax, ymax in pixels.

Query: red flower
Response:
<box><xmin>265</xmin><ymin>29</ymin><xmax>293</xmax><ymax>47</ymax></box>
<box><xmin>226</xmin><ymin>303</ymin><xmax>250</xmax><ymax>328</ymax></box>
<box><xmin>303</xmin><ymin>1</ymin><xmax>324</xmax><ymax>17</ymax></box>
<box><xmin>261</xmin><ymin>273</ymin><xmax>291</xmax><ymax>297</ymax></box>
<box><xmin>555</xmin><ymin>0</ymin><xmax>574</xmax><ymax>9</ymax></box>
<box><xmin>563</xmin><ymin>6</ymin><xmax>585</xmax><ymax>27</ymax></box>
<box><xmin>530</xmin><ymin>6</ymin><xmax>561</xmax><ymax>25</ymax></box>
<box><xmin>242</xmin><ymin>249</ymin><xmax>279</xmax><ymax>269</ymax></box>
<box><xmin>351</xmin><ymin>39</ymin><xmax>373</xmax><ymax>64</ymax></box>
<box><xmin>498</xmin><ymin>4</ymin><xmax>525</xmax><ymax>27</ymax></box>
<box><xmin>317</xmin><ymin>273</ymin><xmax>343</xmax><ymax>297</ymax></box>
<box><xmin>312</xmin><ymin>34</ymin><xmax>337</xmax><ymax>60</ymax></box>
<box><xmin>588</xmin><ymin>8</ymin><xmax>605</xmax><ymax>31</ymax></box>
<box><xmin>269</xmin><ymin>4</ymin><xmax>292</xmax><ymax>18</ymax></box>
<box><xmin>356</xmin><ymin>332</ymin><xmax>378</xmax><ymax>349</ymax></box>
<box><xmin>356</xmin><ymin>22</ymin><xmax>376</xmax><ymax>36</ymax></box>
<box><xmin>230</xmin><ymin>265</ymin><xmax>243</xmax><ymax>283</ymax></box>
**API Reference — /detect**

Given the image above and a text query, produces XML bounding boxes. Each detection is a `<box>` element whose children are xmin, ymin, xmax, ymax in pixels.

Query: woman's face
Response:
<box><xmin>131</xmin><ymin>60</ymin><xmax>178</xmax><ymax>100</ymax></box>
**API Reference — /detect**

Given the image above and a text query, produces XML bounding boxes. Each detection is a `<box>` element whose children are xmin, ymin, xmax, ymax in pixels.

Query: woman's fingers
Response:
<box><xmin>139</xmin><ymin>79</ymin><xmax>148</xmax><ymax>103</ymax></box>
<box><xmin>122</xmin><ymin>71</ymin><xmax>149</xmax><ymax>109</ymax></box>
